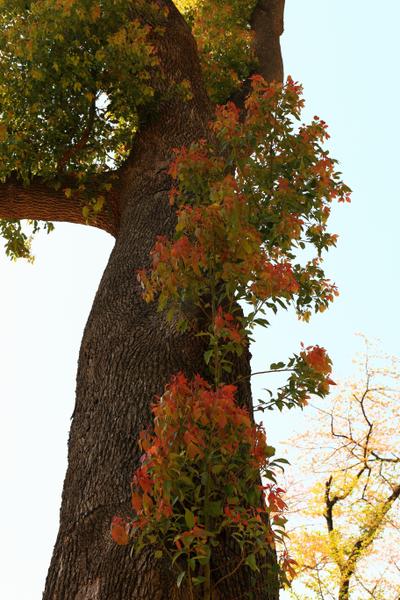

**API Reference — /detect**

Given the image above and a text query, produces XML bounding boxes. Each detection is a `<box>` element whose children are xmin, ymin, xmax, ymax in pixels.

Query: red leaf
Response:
<box><xmin>111</xmin><ymin>516</ymin><xmax>130</xmax><ymax>546</ymax></box>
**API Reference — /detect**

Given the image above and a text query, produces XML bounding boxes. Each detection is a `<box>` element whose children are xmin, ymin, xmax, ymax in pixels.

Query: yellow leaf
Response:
<box><xmin>91</xmin><ymin>4</ymin><xmax>101</xmax><ymax>21</ymax></box>
<box><xmin>93</xmin><ymin>195</ymin><xmax>105</xmax><ymax>214</ymax></box>
<box><xmin>0</xmin><ymin>124</ymin><xmax>7</xmax><ymax>142</ymax></box>
<box><xmin>31</xmin><ymin>69</ymin><xmax>44</xmax><ymax>81</ymax></box>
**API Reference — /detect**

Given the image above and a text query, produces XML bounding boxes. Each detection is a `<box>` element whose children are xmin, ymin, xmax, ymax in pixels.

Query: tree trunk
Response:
<box><xmin>43</xmin><ymin>108</ymin><xmax>279</xmax><ymax>600</ymax></box>
<box><xmin>42</xmin><ymin>4</ymin><xmax>281</xmax><ymax>599</ymax></box>
<box><xmin>42</xmin><ymin>151</ymin><xmax>206</xmax><ymax>600</ymax></box>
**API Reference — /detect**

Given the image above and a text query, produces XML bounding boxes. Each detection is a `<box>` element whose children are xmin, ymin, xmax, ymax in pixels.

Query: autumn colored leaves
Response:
<box><xmin>112</xmin><ymin>373</ymin><xmax>287</xmax><ymax>592</ymax></box>
<box><xmin>114</xmin><ymin>76</ymin><xmax>348</xmax><ymax>593</ymax></box>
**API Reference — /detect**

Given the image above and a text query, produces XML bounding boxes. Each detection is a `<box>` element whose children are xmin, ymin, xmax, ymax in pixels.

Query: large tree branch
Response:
<box><xmin>0</xmin><ymin>175</ymin><xmax>119</xmax><ymax>237</ymax></box>
<box><xmin>251</xmin><ymin>0</ymin><xmax>285</xmax><ymax>83</ymax></box>
<box><xmin>230</xmin><ymin>0</ymin><xmax>285</xmax><ymax>108</ymax></box>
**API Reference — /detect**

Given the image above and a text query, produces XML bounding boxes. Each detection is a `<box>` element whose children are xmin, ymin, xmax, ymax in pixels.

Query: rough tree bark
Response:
<box><xmin>1</xmin><ymin>1</ymin><xmax>285</xmax><ymax>598</ymax></box>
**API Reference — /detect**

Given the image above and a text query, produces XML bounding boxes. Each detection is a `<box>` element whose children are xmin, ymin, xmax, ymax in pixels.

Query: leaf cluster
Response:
<box><xmin>112</xmin><ymin>373</ymin><xmax>288</xmax><ymax>593</ymax></box>
<box><xmin>0</xmin><ymin>0</ymin><xmax>162</xmax><ymax>184</ymax></box>
<box><xmin>176</xmin><ymin>0</ymin><xmax>258</xmax><ymax>102</ymax></box>
<box><xmin>139</xmin><ymin>77</ymin><xmax>347</xmax><ymax>389</ymax></box>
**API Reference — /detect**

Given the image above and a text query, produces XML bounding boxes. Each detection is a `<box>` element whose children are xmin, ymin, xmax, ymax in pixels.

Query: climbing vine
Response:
<box><xmin>113</xmin><ymin>374</ymin><xmax>289</xmax><ymax>596</ymax></box>
<box><xmin>112</xmin><ymin>76</ymin><xmax>349</xmax><ymax>597</ymax></box>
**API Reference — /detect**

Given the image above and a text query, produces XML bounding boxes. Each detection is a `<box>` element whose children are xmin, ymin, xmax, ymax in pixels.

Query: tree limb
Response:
<box><xmin>229</xmin><ymin>0</ymin><xmax>285</xmax><ymax>108</ymax></box>
<box><xmin>0</xmin><ymin>174</ymin><xmax>119</xmax><ymax>237</ymax></box>
<box><xmin>251</xmin><ymin>0</ymin><xmax>285</xmax><ymax>83</ymax></box>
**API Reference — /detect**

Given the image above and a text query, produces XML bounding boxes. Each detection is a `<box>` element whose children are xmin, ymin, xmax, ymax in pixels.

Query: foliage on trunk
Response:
<box><xmin>0</xmin><ymin>1</ymin><xmax>350</xmax><ymax>598</ymax></box>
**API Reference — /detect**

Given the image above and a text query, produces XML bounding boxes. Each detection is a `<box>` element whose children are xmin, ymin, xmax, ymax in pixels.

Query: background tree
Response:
<box><xmin>286</xmin><ymin>346</ymin><xmax>400</xmax><ymax>600</ymax></box>
<box><xmin>0</xmin><ymin>1</ymin><xmax>346</xmax><ymax>598</ymax></box>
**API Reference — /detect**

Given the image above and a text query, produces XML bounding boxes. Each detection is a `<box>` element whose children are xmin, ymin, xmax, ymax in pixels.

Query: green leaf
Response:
<box><xmin>93</xmin><ymin>194</ymin><xmax>105</xmax><ymax>213</ymax></box>
<box><xmin>178</xmin><ymin>475</ymin><xmax>193</xmax><ymax>487</ymax></box>
<box><xmin>166</xmin><ymin>307</ymin><xmax>175</xmax><ymax>322</ymax></box>
<box><xmin>246</xmin><ymin>487</ymin><xmax>260</xmax><ymax>506</ymax></box>
<box><xmin>196</xmin><ymin>556</ymin><xmax>210</xmax><ymax>566</ymax></box>
<box><xmin>177</xmin><ymin>571</ymin><xmax>186</xmax><ymax>588</ymax></box>
<box><xmin>211</xmin><ymin>464</ymin><xmax>225</xmax><ymax>475</ymax></box>
<box><xmin>172</xmin><ymin>550</ymin><xmax>184</xmax><ymax>565</ymax></box>
<box><xmin>270</xmin><ymin>361</ymin><xmax>285</xmax><ymax>370</ymax></box>
<box><xmin>204</xmin><ymin>349</ymin><xmax>214</xmax><ymax>365</ymax></box>
<box><xmin>265</xmin><ymin>445</ymin><xmax>276</xmax><ymax>458</ymax></box>
<box><xmin>185</xmin><ymin>508</ymin><xmax>195</xmax><ymax>529</ymax></box>
<box><xmin>224</xmin><ymin>484</ymin><xmax>235</xmax><ymax>496</ymax></box>
<box><xmin>273</xmin><ymin>458</ymin><xmax>290</xmax><ymax>465</ymax></box>
<box><xmin>204</xmin><ymin>500</ymin><xmax>222</xmax><ymax>517</ymax></box>
<box><xmin>254</xmin><ymin>318</ymin><xmax>269</xmax><ymax>327</ymax></box>
<box><xmin>245</xmin><ymin>553</ymin><xmax>259</xmax><ymax>572</ymax></box>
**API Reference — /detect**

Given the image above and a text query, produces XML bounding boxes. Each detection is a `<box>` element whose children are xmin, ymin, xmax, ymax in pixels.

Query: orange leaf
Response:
<box><xmin>111</xmin><ymin>517</ymin><xmax>130</xmax><ymax>546</ymax></box>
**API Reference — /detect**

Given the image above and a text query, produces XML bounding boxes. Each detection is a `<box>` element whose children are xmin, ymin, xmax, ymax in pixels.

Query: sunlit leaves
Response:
<box><xmin>0</xmin><ymin>0</ymin><xmax>160</xmax><ymax>184</ymax></box>
<box><xmin>175</xmin><ymin>0</ymin><xmax>258</xmax><ymax>102</ymax></box>
<box><xmin>256</xmin><ymin>346</ymin><xmax>335</xmax><ymax>413</ymax></box>
<box><xmin>0</xmin><ymin>218</ymin><xmax>53</xmax><ymax>260</ymax></box>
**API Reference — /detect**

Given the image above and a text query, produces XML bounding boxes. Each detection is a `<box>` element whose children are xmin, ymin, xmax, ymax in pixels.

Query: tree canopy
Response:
<box><xmin>0</xmin><ymin>0</ymin><xmax>281</xmax><ymax>257</ymax></box>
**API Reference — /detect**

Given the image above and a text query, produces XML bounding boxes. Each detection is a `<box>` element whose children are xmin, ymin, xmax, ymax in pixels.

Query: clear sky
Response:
<box><xmin>1</xmin><ymin>2</ymin><xmax>399</xmax><ymax>598</ymax></box>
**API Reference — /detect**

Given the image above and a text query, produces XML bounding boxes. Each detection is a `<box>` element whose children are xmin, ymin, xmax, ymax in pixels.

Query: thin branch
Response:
<box><xmin>234</xmin><ymin>367</ymin><xmax>294</xmax><ymax>388</ymax></box>
<box><xmin>316</xmin><ymin>565</ymin><xmax>327</xmax><ymax>600</ymax></box>
<box><xmin>353</xmin><ymin>573</ymin><xmax>378</xmax><ymax>599</ymax></box>
<box><xmin>370</xmin><ymin>451</ymin><xmax>400</xmax><ymax>464</ymax></box>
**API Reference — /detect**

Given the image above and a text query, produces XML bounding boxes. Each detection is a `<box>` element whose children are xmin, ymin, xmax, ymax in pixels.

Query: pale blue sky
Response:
<box><xmin>0</xmin><ymin>2</ymin><xmax>399</xmax><ymax>598</ymax></box>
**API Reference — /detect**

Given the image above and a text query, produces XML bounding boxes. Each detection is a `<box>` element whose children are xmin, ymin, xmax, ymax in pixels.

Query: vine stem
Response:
<box><xmin>203</xmin><ymin>458</ymin><xmax>212</xmax><ymax>600</ymax></box>
<box><xmin>188</xmin><ymin>564</ymin><xmax>195</xmax><ymax>600</ymax></box>
<box><xmin>210</xmin><ymin>237</ymin><xmax>221</xmax><ymax>387</ymax></box>
<box><xmin>234</xmin><ymin>367</ymin><xmax>294</xmax><ymax>385</ymax></box>
<box><xmin>214</xmin><ymin>557</ymin><xmax>245</xmax><ymax>589</ymax></box>
<box><xmin>204</xmin><ymin>561</ymin><xmax>211</xmax><ymax>600</ymax></box>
